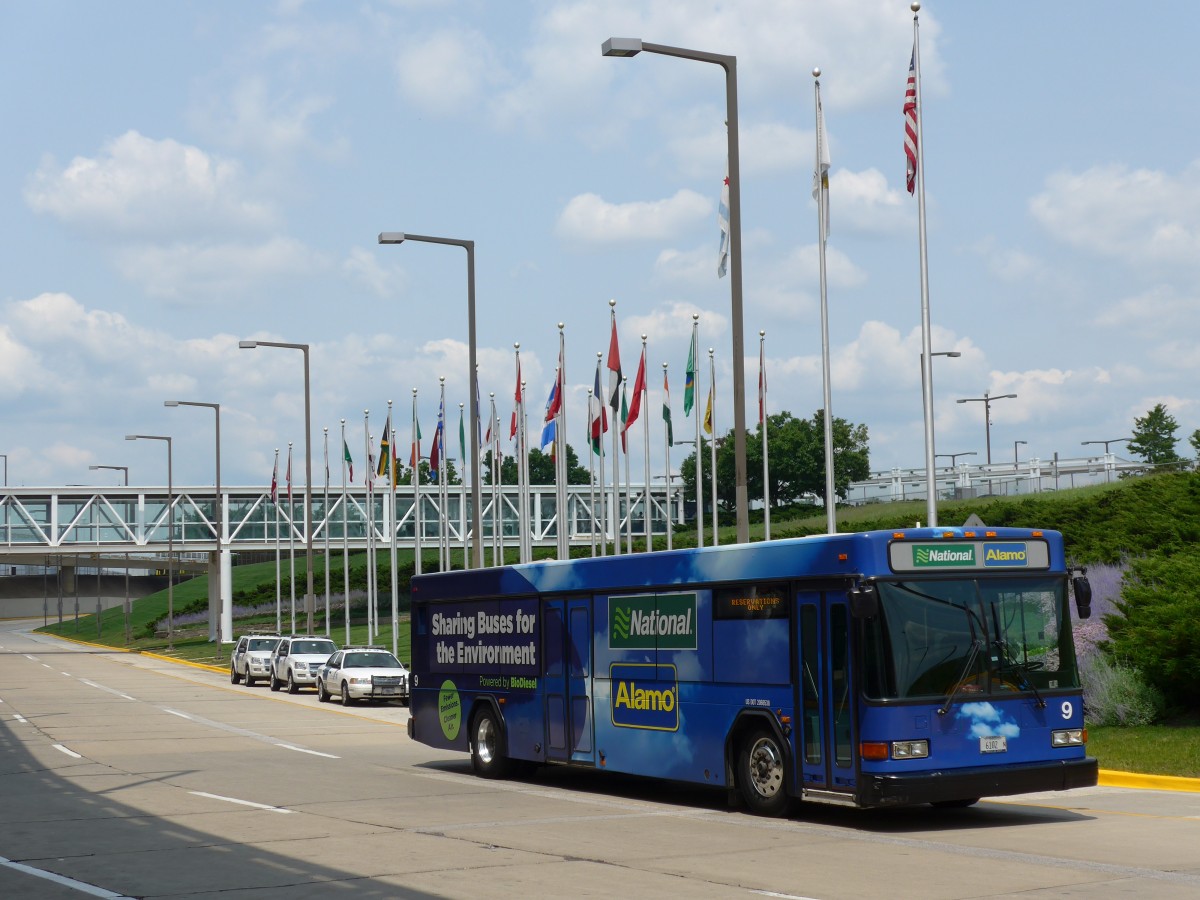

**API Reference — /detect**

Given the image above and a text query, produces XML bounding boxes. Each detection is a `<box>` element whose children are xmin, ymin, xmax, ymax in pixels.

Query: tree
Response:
<box><xmin>1127</xmin><ymin>403</ymin><xmax>1181</xmax><ymax>468</ymax></box>
<box><xmin>481</xmin><ymin>444</ymin><xmax>589</xmax><ymax>486</ymax></box>
<box><xmin>1189</xmin><ymin>428</ymin><xmax>1200</xmax><ymax>462</ymax></box>
<box><xmin>680</xmin><ymin>409</ymin><xmax>870</xmax><ymax>508</ymax></box>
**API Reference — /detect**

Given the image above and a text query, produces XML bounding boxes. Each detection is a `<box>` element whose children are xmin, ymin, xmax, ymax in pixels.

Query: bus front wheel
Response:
<box><xmin>470</xmin><ymin>707</ymin><xmax>513</xmax><ymax>779</ymax></box>
<box><xmin>737</xmin><ymin>729</ymin><xmax>790</xmax><ymax>817</ymax></box>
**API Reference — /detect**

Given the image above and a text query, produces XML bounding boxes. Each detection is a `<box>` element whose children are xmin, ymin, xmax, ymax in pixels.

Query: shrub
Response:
<box><xmin>1080</xmin><ymin>654</ymin><xmax>1164</xmax><ymax>726</ymax></box>
<box><xmin>1072</xmin><ymin>561</ymin><xmax>1125</xmax><ymax>662</ymax></box>
<box><xmin>1103</xmin><ymin>552</ymin><xmax>1200</xmax><ymax>711</ymax></box>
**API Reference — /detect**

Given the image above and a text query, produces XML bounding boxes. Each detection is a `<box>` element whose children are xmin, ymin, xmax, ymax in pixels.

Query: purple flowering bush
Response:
<box><xmin>1073</xmin><ymin>561</ymin><xmax>1164</xmax><ymax>725</ymax></box>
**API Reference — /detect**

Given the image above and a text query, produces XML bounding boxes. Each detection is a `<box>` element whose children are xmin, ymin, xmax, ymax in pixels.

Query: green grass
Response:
<box><xmin>1087</xmin><ymin>725</ymin><xmax>1200</xmax><ymax>777</ymax></box>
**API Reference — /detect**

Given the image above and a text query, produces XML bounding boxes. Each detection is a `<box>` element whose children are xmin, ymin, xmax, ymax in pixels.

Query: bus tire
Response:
<box><xmin>737</xmin><ymin>728</ymin><xmax>790</xmax><ymax>817</ymax></box>
<box><xmin>931</xmin><ymin>798</ymin><xmax>979</xmax><ymax>809</ymax></box>
<box><xmin>470</xmin><ymin>707</ymin><xmax>513</xmax><ymax>779</ymax></box>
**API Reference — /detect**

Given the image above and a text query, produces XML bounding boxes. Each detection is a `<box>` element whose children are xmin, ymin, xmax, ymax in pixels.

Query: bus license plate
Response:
<box><xmin>980</xmin><ymin>736</ymin><xmax>1007</xmax><ymax>753</ymax></box>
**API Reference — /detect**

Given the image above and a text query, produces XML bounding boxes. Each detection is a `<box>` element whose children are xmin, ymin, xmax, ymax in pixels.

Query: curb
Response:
<box><xmin>1098</xmin><ymin>769</ymin><xmax>1200</xmax><ymax>793</ymax></box>
<box><xmin>42</xmin><ymin>632</ymin><xmax>228</xmax><ymax>674</ymax></box>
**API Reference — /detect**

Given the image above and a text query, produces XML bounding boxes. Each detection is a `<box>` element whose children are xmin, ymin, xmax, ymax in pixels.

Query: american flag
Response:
<box><xmin>904</xmin><ymin>48</ymin><xmax>918</xmax><ymax>194</ymax></box>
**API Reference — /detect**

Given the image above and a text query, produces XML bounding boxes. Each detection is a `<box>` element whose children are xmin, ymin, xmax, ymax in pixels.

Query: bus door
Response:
<box><xmin>795</xmin><ymin>592</ymin><xmax>857</xmax><ymax>795</ymax></box>
<box><xmin>542</xmin><ymin>597</ymin><xmax>595</xmax><ymax>765</ymax></box>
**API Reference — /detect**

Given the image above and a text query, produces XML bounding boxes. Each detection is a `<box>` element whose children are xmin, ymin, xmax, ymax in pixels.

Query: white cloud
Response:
<box><xmin>827</xmin><ymin>167</ymin><xmax>912</xmax><ymax>236</ymax></box>
<box><xmin>190</xmin><ymin>77</ymin><xmax>347</xmax><ymax>161</ymax></box>
<box><xmin>624</xmin><ymin>301</ymin><xmax>728</xmax><ymax>346</ymax></box>
<box><xmin>1095</xmin><ymin>284</ymin><xmax>1200</xmax><ymax>335</ymax></box>
<box><xmin>25</xmin><ymin>131</ymin><xmax>275</xmax><ymax>238</ymax></box>
<box><xmin>343</xmin><ymin>247</ymin><xmax>403</xmax><ymax>298</ymax></box>
<box><xmin>556</xmin><ymin>189</ymin><xmax>710</xmax><ymax>242</ymax></box>
<box><xmin>394</xmin><ymin>28</ymin><xmax>505</xmax><ymax>115</ymax></box>
<box><xmin>114</xmin><ymin>237</ymin><xmax>320</xmax><ymax>300</ymax></box>
<box><xmin>1030</xmin><ymin>160</ymin><xmax>1200</xmax><ymax>267</ymax></box>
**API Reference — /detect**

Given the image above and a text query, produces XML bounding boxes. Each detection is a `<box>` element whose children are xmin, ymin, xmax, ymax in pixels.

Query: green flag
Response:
<box><xmin>662</xmin><ymin>367</ymin><xmax>674</xmax><ymax>447</ymax></box>
<box><xmin>342</xmin><ymin>438</ymin><xmax>354</xmax><ymax>482</ymax></box>
<box><xmin>683</xmin><ymin>332</ymin><xmax>696</xmax><ymax>417</ymax></box>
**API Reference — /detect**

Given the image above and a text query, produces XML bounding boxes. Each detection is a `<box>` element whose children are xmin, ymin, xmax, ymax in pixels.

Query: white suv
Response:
<box><xmin>230</xmin><ymin>633</ymin><xmax>281</xmax><ymax>687</ymax></box>
<box><xmin>316</xmin><ymin>647</ymin><xmax>410</xmax><ymax>706</ymax></box>
<box><xmin>269</xmin><ymin>636</ymin><xmax>338</xmax><ymax>693</ymax></box>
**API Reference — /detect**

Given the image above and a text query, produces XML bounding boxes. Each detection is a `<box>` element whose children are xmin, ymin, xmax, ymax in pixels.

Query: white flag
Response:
<box><xmin>813</xmin><ymin>89</ymin><xmax>831</xmax><ymax>237</ymax></box>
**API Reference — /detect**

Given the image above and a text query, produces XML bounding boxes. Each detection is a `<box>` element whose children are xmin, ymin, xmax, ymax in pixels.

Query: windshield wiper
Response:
<box><xmin>993</xmin><ymin>641</ymin><xmax>1047</xmax><ymax>709</ymax></box>
<box><xmin>937</xmin><ymin>639</ymin><xmax>982</xmax><ymax>717</ymax></box>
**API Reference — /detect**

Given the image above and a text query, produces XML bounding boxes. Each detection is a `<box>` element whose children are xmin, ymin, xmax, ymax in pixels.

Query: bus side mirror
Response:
<box><xmin>848</xmin><ymin>584</ymin><xmax>879</xmax><ymax>619</ymax></box>
<box><xmin>1072</xmin><ymin>575</ymin><xmax>1092</xmax><ymax>620</ymax></box>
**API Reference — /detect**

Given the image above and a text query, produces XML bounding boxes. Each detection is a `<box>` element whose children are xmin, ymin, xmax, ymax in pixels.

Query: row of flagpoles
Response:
<box><xmin>255</xmin><ymin>3</ymin><xmax>938</xmax><ymax>644</ymax></box>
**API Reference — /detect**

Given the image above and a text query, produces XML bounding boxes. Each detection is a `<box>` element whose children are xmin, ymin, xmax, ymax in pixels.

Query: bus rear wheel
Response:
<box><xmin>471</xmin><ymin>707</ymin><xmax>513</xmax><ymax>779</ymax></box>
<box><xmin>932</xmin><ymin>798</ymin><xmax>979</xmax><ymax>809</ymax></box>
<box><xmin>737</xmin><ymin>729</ymin><xmax>790</xmax><ymax>817</ymax></box>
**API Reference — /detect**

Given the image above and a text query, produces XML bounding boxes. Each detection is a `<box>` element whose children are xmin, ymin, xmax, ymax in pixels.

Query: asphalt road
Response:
<box><xmin>2</xmin><ymin>618</ymin><xmax>1198</xmax><ymax>899</ymax></box>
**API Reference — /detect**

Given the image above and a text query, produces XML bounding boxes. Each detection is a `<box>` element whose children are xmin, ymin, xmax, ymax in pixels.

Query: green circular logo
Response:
<box><xmin>438</xmin><ymin>680</ymin><xmax>461</xmax><ymax>741</ymax></box>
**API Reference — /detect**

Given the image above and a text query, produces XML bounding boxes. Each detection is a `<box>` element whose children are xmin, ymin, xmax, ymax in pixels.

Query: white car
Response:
<box><xmin>316</xmin><ymin>647</ymin><xmax>410</xmax><ymax>706</ymax></box>
<box><xmin>230</xmin><ymin>633</ymin><xmax>281</xmax><ymax>687</ymax></box>
<box><xmin>269</xmin><ymin>636</ymin><xmax>339</xmax><ymax>693</ymax></box>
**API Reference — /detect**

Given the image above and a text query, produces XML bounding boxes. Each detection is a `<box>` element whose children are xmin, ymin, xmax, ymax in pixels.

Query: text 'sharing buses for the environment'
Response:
<box><xmin>407</xmin><ymin>526</ymin><xmax>1097</xmax><ymax>815</ymax></box>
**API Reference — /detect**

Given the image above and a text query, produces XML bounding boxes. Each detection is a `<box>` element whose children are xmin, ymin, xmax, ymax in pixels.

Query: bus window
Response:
<box><xmin>713</xmin><ymin>583</ymin><xmax>789</xmax><ymax>685</ymax></box>
<box><xmin>800</xmin><ymin>604</ymin><xmax>821</xmax><ymax>766</ymax></box>
<box><xmin>830</xmin><ymin>604</ymin><xmax>853</xmax><ymax>768</ymax></box>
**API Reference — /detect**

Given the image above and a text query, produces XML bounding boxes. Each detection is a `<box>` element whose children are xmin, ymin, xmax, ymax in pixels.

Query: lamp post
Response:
<box><xmin>164</xmin><ymin>400</ymin><xmax>228</xmax><ymax>643</ymax></box>
<box><xmin>602</xmin><ymin>37</ymin><xmax>750</xmax><ymax>544</ymax></box>
<box><xmin>2</xmin><ymin>453</ymin><xmax>7</xmax><ymax>547</ymax></box>
<box><xmin>90</xmin><ymin>465</ymin><xmax>131</xmax><ymax>644</ymax></box>
<box><xmin>126</xmin><ymin>434</ymin><xmax>173</xmax><ymax>650</ymax></box>
<box><xmin>240</xmin><ymin>340</ymin><xmax>315</xmax><ymax>634</ymax></box>
<box><xmin>920</xmin><ymin>350</ymin><xmax>961</xmax><ymax>523</ymax></box>
<box><xmin>1082</xmin><ymin>437</ymin><xmax>1130</xmax><ymax>483</ymax></box>
<box><xmin>935</xmin><ymin>451</ymin><xmax>976</xmax><ymax>468</ymax></box>
<box><xmin>378</xmin><ymin>232</ymin><xmax>483</xmax><ymax>568</ymax></box>
<box><xmin>1013</xmin><ymin>440</ymin><xmax>1028</xmax><ymax>469</ymax></box>
<box><xmin>956</xmin><ymin>391</ymin><xmax>1017</xmax><ymax>465</ymax></box>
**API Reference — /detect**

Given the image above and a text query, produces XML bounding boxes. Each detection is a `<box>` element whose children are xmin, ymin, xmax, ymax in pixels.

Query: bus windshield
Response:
<box><xmin>862</xmin><ymin>577</ymin><xmax>1080</xmax><ymax>701</ymax></box>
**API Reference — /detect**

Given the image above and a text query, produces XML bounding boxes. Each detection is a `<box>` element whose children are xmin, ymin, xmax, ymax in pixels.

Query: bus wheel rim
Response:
<box><xmin>750</xmin><ymin>737</ymin><xmax>784</xmax><ymax>797</ymax></box>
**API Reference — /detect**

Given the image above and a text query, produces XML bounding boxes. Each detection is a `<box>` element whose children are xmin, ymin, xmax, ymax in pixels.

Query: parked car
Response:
<box><xmin>316</xmin><ymin>647</ymin><xmax>410</xmax><ymax>706</ymax></box>
<box><xmin>230</xmin><ymin>633</ymin><xmax>281</xmax><ymax>687</ymax></box>
<box><xmin>269</xmin><ymin>636</ymin><xmax>339</xmax><ymax>693</ymax></box>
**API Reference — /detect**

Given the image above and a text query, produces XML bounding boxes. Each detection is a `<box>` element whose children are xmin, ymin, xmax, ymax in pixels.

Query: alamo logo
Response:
<box><xmin>609</xmin><ymin>593</ymin><xmax>697</xmax><ymax>649</ymax></box>
<box><xmin>610</xmin><ymin>664</ymin><xmax>680</xmax><ymax>731</ymax></box>
<box><xmin>913</xmin><ymin>545</ymin><xmax>976</xmax><ymax>567</ymax></box>
<box><xmin>983</xmin><ymin>542</ymin><xmax>1029</xmax><ymax>567</ymax></box>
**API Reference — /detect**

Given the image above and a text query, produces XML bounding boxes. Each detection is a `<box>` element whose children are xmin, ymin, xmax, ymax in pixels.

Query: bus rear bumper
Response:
<box><xmin>858</xmin><ymin>757</ymin><xmax>1099</xmax><ymax>807</ymax></box>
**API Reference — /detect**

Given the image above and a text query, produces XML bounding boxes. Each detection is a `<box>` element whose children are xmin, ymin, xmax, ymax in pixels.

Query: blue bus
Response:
<box><xmin>407</xmin><ymin>526</ymin><xmax>1097</xmax><ymax>814</ymax></box>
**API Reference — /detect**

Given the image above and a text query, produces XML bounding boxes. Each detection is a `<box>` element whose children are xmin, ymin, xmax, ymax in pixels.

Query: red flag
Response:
<box><xmin>285</xmin><ymin>447</ymin><xmax>293</xmax><ymax>501</ymax></box>
<box><xmin>545</xmin><ymin>357</ymin><xmax>563</xmax><ymax>423</ymax></box>
<box><xmin>624</xmin><ymin>346</ymin><xmax>646</xmax><ymax>434</ymax></box>
<box><xmin>510</xmin><ymin>359</ymin><xmax>523</xmax><ymax>439</ymax></box>
<box><xmin>606</xmin><ymin>316</ymin><xmax>622</xmax><ymax>410</ymax></box>
<box><xmin>904</xmin><ymin>48</ymin><xmax>918</xmax><ymax>194</ymax></box>
<box><xmin>270</xmin><ymin>457</ymin><xmax>278</xmax><ymax>504</ymax></box>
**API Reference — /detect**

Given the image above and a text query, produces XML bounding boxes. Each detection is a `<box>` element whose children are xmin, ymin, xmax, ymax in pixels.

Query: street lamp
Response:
<box><xmin>377</xmin><ymin>232</ymin><xmax>482</xmax><ymax>568</ymax></box>
<box><xmin>1082</xmin><ymin>437</ymin><xmax>1130</xmax><ymax>483</ymax></box>
<box><xmin>165</xmin><ymin>400</ymin><xmax>228</xmax><ymax>643</ymax></box>
<box><xmin>1013</xmin><ymin>440</ymin><xmax>1028</xmax><ymax>468</ymax></box>
<box><xmin>126</xmin><ymin>433</ymin><xmax>173</xmax><ymax>650</ymax></box>
<box><xmin>920</xmin><ymin>350</ymin><xmax>960</xmax><ymax>524</ymax></box>
<box><xmin>90</xmin><ymin>465</ymin><xmax>131</xmax><ymax>643</ymax></box>
<box><xmin>956</xmin><ymin>391</ymin><xmax>1017</xmax><ymax>465</ymax></box>
<box><xmin>1</xmin><ymin>453</ymin><xmax>7</xmax><ymax>485</ymax></box>
<box><xmin>935</xmin><ymin>451</ymin><xmax>976</xmax><ymax>467</ymax></box>
<box><xmin>240</xmin><ymin>339</ymin><xmax>315</xmax><ymax>634</ymax></box>
<box><xmin>603</xmin><ymin>37</ymin><xmax>750</xmax><ymax>544</ymax></box>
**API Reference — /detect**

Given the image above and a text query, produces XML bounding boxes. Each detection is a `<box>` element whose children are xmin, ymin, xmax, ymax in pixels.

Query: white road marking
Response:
<box><xmin>53</xmin><ymin>744</ymin><xmax>83</xmax><ymax>759</ymax></box>
<box><xmin>24</xmin><ymin>654</ymin><xmax>38</xmax><ymax>661</ymax></box>
<box><xmin>164</xmin><ymin>708</ymin><xmax>193</xmax><ymax>720</ymax></box>
<box><xmin>13</xmin><ymin>714</ymin><xmax>27</xmax><ymax>724</ymax></box>
<box><xmin>278</xmin><ymin>743</ymin><xmax>340</xmax><ymax>759</ymax></box>
<box><xmin>0</xmin><ymin>855</ymin><xmax>131</xmax><ymax>898</ymax></box>
<box><xmin>79</xmin><ymin>678</ymin><xmax>136</xmax><ymax>701</ymax></box>
<box><xmin>189</xmin><ymin>791</ymin><xmax>293</xmax><ymax>813</ymax></box>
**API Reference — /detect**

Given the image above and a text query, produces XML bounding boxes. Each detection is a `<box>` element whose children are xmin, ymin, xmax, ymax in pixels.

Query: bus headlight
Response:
<box><xmin>891</xmin><ymin>740</ymin><xmax>929</xmax><ymax>759</ymax></box>
<box><xmin>1051</xmin><ymin>729</ymin><xmax>1085</xmax><ymax>747</ymax></box>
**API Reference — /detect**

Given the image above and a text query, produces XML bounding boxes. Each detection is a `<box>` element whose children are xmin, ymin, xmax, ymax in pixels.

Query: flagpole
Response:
<box><xmin>641</xmin><ymin>338</ymin><xmax>651</xmax><ymax>552</ymax></box>
<box><xmin>340</xmin><ymin>419</ymin><xmax>350</xmax><ymax>647</ymax></box>
<box><xmin>708</xmin><ymin>349</ymin><xmax>719</xmax><ymax>546</ymax></box>
<box><xmin>691</xmin><ymin>315</ymin><xmax>703</xmax><ymax>548</ymax></box>
<box><xmin>389</xmin><ymin>415</ymin><xmax>399</xmax><ymax>658</ymax></box>
<box><xmin>622</xmin><ymin>376</ymin><xmax>632</xmax><ymax>554</ymax></box>
<box><xmin>438</xmin><ymin>377</ymin><xmax>449</xmax><ymax>571</ymax></box>
<box><xmin>273</xmin><ymin>448</ymin><xmax>281</xmax><ymax>633</ymax></box>
<box><xmin>488</xmin><ymin>394</ymin><xmax>499</xmax><ymax>566</ymax></box>
<box><xmin>596</xmin><ymin>353</ymin><xmax>607</xmax><ymax>556</ymax></box>
<box><xmin>556</xmin><ymin>323</ymin><xmax>568</xmax><ymax>559</ymax></box>
<box><xmin>911</xmin><ymin>3</ymin><xmax>938</xmax><ymax>527</ymax></box>
<box><xmin>587</xmin><ymin>384</ymin><xmax>598</xmax><ymax>556</ymax></box>
<box><xmin>287</xmin><ymin>441</ymin><xmax>296</xmax><ymax>633</ymax></box>
<box><xmin>814</xmin><ymin>70</ymin><xmax>837</xmax><ymax>535</ymax></box>
<box><xmin>608</xmin><ymin>300</ymin><xmax>622</xmax><ymax>557</ymax></box>
<box><xmin>411</xmin><ymin>388</ymin><xmax>422</xmax><ymax>578</ymax></box>
<box><xmin>323</xmin><ymin>427</ymin><xmax>330</xmax><ymax>636</ymax></box>
<box><xmin>363</xmin><ymin>410</ymin><xmax>374</xmax><ymax>643</ymax></box>
<box><xmin>662</xmin><ymin>362</ymin><xmax>673</xmax><ymax>551</ymax></box>
<box><xmin>760</xmin><ymin>330</ymin><xmax>771</xmax><ymax>541</ymax></box>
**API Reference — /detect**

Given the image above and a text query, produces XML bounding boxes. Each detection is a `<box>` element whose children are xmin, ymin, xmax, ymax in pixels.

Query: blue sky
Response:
<box><xmin>2</xmin><ymin>1</ymin><xmax>1197</xmax><ymax>488</ymax></box>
